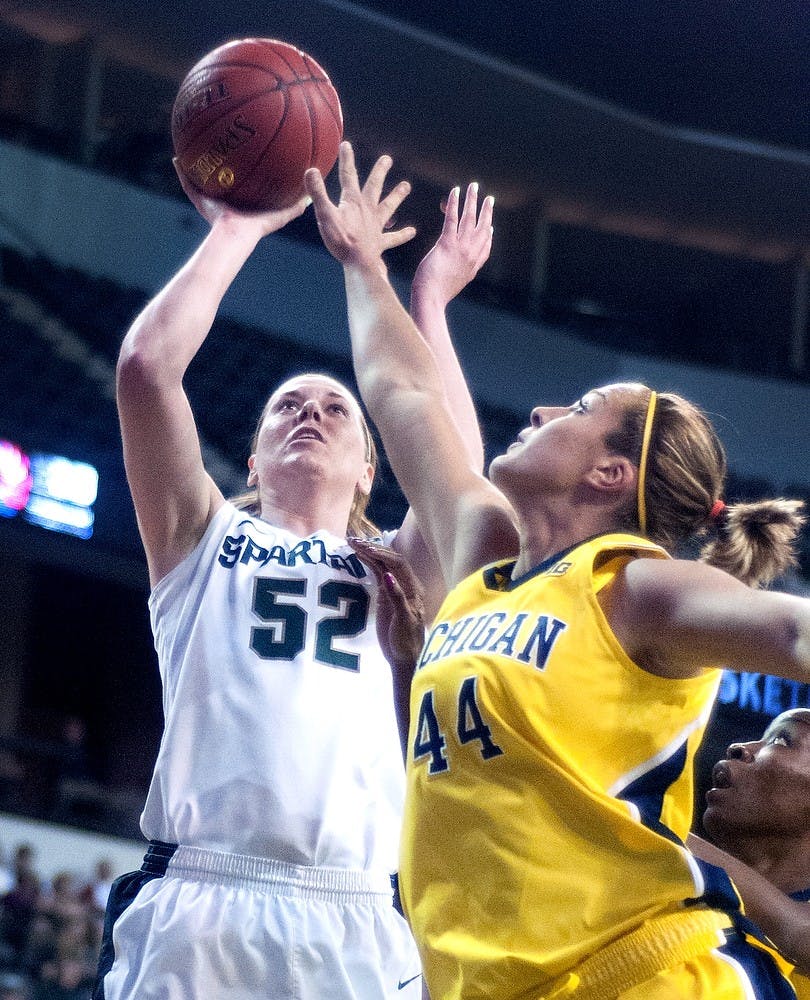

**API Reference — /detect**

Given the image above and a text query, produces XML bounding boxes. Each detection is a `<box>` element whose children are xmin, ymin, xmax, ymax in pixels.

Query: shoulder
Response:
<box><xmin>618</xmin><ymin>555</ymin><xmax>742</xmax><ymax>606</ymax></box>
<box><xmin>603</xmin><ymin>557</ymin><xmax>755</xmax><ymax>679</ymax></box>
<box><xmin>607</xmin><ymin>556</ymin><xmax>747</xmax><ymax>637</ymax></box>
<box><xmin>451</xmin><ymin>496</ymin><xmax>520</xmax><ymax>585</ymax></box>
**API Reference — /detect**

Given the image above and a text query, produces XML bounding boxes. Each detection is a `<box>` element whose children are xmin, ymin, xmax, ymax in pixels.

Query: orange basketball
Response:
<box><xmin>172</xmin><ymin>38</ymin><xmax>343</xmax><ymax>212</ymax></box>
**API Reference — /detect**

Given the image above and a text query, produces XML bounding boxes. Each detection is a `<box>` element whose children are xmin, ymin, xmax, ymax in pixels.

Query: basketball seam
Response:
<box><xmin>302</xmin><ymin>54</ymin><xmax>343</xmax><ymax>135</ymax></box>
<box><xmin>225</xmin><ymin>46</ymin><xmax>317</xmax><ymax>205</ymax></box>
<box><xmin>175</xmin><ymin>79</ymin><xmax>326</xmax><ymax>150</ymax></box>
<box><xmin>228</xmin><ymin>95</ymin><xmax>294</xmax><ymax>205</ymax></box>
<box><xmin>173</xmin><ymin>42</ymin><xmax>340</xmax><ymax>210</ymax></box>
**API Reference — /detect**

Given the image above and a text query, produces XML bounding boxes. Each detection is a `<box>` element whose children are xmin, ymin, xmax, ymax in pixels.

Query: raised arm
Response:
<box><xmin>305</xmin><ymin>143</ymin><xmax>518</xmax><ymax>588</ymax></box>
<box><xmin>117</xmin><ymin>178</ymin><xmax>309</xmax><ymax>586</ymax></box>
<box><xmin>410</xmin><ymin>183</ymin><xmax>493</xmax><ymax>472</ymax></box>
<box><xmin>391</xmin><ymin>182</ymin><xmax>494</xmax><ymax>615</ymax></box>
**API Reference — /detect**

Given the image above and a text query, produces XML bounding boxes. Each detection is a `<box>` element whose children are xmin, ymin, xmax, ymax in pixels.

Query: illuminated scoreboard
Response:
<box><xmin>0</xmin><ymin>438</ymin><xmax>98</xmax><ymax>539</ymax></box>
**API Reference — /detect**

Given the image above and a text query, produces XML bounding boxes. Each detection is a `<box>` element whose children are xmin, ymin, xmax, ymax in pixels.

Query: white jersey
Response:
<box><xmin>141</xmin><ymin>501</ymin><xmax>404</xmax><ymax>875</ymax></box>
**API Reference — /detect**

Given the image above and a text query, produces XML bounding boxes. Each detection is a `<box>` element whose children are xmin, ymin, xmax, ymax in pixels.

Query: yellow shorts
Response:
<box><xmin>542</xmin><ymin>911</ymin><xmax>794</xmax><ymax>1000</ymax></box>
<box><xmin>619</xmin><ymin>934</ymin><xmax>795</xmax><ymax>1000</ymax></box>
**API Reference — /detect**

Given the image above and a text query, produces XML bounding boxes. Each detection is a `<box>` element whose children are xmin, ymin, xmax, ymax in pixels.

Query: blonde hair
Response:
<box><xmin>229</xmin><ymin>374</ymin><xmax>381</xmax><ymax>539</ymax></box>
<box><xmin>606</xmin><ymin>388</ymin><xmax>805</xmax><ymax>587</ymax></box>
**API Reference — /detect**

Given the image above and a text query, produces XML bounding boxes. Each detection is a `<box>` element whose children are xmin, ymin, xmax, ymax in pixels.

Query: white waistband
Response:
<box><xmin>166</xmin><ymin>845</ymin><xmax>394</xmax><ymax>902</ymax></box>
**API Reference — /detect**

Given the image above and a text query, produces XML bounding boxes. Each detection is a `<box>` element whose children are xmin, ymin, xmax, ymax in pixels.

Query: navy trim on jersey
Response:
<box><xmin>617</xmin><ymin>739</ymin><xmax>688</xmax><ymax>841</ymax></box>
<box><xmin>617</xmin><ymin>746</ymin><xmax>763</xmax><ymax>923</ymax></box>
<box><xmin>483</xmin><ymin>537</ymin><xmax>596</xmax><ymax>591</ymax></box>
<box><xmin>92</xmin><ymin>841</ymin><xmax>178</xmax><ymax>999</ymax></box>
<box><xmin>686</xmin><ymin>857</ymin><xmax>745</xmax><ymax>917</ymax></box>
<box><xmin>717</xmin><ymin>927</ymin><xmax>798</xmax><ymax>999</ymax></box>
<box><xmin>390</xmin><ymin>872</ymin><xmax>404</xmax><ymax>917</ymax></box>
<box><xmin>482</xmin><ymin>533</ymin><xmax>658</xmax><ymax>592</ymax></box>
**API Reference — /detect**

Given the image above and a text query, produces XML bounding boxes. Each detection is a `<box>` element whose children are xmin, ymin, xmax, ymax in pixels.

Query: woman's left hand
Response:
<box><xmin>348</xmin><ymin>537</ymin><xmax>426</xmax><ymax>671</ymax></box>
<box><xmin>305</xmin><ymin>141</ymin><xmax>416</xmax><ymax>271</ymax></box>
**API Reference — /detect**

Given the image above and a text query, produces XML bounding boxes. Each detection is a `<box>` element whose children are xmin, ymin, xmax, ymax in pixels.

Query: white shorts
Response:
<box><xmin>95</xmin><ymin>843</ymin><xmax>422</xmax><ymax>1000</ymax></box>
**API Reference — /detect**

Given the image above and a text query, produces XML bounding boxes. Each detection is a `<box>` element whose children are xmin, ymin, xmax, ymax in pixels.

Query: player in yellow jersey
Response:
<box><xmin>690</xmin><ymin>709</ymin><xmax>810</xmax><ymax>999</ymax></box>
<box><xmin>306</xmin><ymin>143</ymin><xmax>810</xmax><ymax>999</ymax></box>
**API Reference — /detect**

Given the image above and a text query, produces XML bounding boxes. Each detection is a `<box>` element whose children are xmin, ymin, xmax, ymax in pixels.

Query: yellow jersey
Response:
<box><xmin>793</xmin><ymin>964</ymin><xmax>810</xmax><ymax>999</ymax></box>
<box><xmin>400</xmin><ymin>533</ymin><xmax>726</xmax><ymax>999</ymax></box>
<box><xmin>787</xmin><ymin>889</ymin><xmax>810</xmax><ymax>1000</ymax></box>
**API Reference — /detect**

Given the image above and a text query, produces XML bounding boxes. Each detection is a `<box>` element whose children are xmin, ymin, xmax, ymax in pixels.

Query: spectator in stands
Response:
<box><xmin>78</xmin><ymin>862</ymin><xmax>111</xmax><ymax>919</ymax></box>
<box><xmin>689</xmin><ymin>708</ymin><xmax>810</xmax><ymax>998</ymax></box>
<box><xmin>36</xmin><ymin>873</ymin><xmax>85</xmax><ymax>936</ymax></box>
<box><xmin>1</xmin><ymin>866</ymin><xmax>41</xmax><ymax>957</ymax></box>
<box><xmin>19</xmin><ymin>913</ymin><xmax>56</xmax><ymax>983</ymax></box>
<box><xmin>0</xmin><ymin>972</ymin><xmax>29</xmax><ymax>1000</ymax></box>
<box><xmin>306</xmin><ymin>141</ymin><xmax>809</xmax><ymax>1000</ymax></box>
<box><xmin>32</xmin><ymin>947</ymin><xmax>92</xmax><ymax>1000</ymax></box>
<box><xmin>94</xmin><ymin>158</ymin><xmax>491</xmax><ymax>1000</ymax></box>
<box><xmin>12</xmin><ymin>846</ymin><xmax>35</xmax><ymax>885</ymax></box>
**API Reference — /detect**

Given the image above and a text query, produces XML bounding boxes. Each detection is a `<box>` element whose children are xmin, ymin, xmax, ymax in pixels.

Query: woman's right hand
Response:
<box><xmin>172</xmin><ymin>158</ymin><xmax>311</xmax><ymax>236</ymax></box>
<box><xmin>412</xmin><ymin>183</ymin><xmax>494</xmax><ymax>308</ymax></box>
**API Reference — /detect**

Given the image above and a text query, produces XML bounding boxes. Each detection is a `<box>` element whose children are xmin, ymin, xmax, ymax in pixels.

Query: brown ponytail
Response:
<box><xmin>699</xmin><ymin>499</ymin><xmax>806</xmax><ymax>588</ymax></box>
<box><xmin>607</xmin><ymin>388</ymin><xmax>805</xmax><ymax>587</ymax></box>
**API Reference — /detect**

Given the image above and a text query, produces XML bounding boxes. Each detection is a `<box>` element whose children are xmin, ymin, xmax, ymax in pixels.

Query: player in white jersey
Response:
<box><xmin>93</xmin><ymin>163</ymin><xmax>493</xmax><ymax>999</ymax></box>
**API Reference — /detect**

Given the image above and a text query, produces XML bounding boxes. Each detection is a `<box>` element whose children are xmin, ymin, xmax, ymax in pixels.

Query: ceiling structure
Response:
<box><xmin>4</xmin><ymin>0</ymin><xmax>807</xmax><ymax>265</ymax></box>
<box><xmin>0</xmin><ymin>0</ymin><xmax>804</xmax><ymax>390</ymax></box>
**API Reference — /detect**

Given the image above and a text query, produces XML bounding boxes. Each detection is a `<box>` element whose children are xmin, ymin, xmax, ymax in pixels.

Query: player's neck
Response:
<box><xmin>512</xmin><ymin>502</ymin><xmax>616</xmax><ymax>579</ymax></box>
<box><xmin>734</xmin><ymin>835</ymin><xmax>810</xmax><ymax>895</ymax></box>
<box><xmin>258</xmin><ymin>496</ymin><xmax>350</xmax><ymax>540</ymax></box>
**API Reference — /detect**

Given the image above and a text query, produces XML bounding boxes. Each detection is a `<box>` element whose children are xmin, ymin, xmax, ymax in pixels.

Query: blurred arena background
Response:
<box><xmin>0</xmin><ymin>0</ymin><xmax>807</xmax><ymax>991</ymax></box>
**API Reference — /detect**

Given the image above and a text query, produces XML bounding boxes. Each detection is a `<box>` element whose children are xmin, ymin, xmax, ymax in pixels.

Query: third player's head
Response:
<box><xmin>702</xmin><ymin>709</ymin><xmax>810</xmax><ymax>856</ymax></box>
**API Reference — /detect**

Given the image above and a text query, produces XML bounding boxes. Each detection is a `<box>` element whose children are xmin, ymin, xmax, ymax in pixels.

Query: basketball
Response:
<box><xmin>171</xmin><ymin>38</ymin><xmax>343</xmax><ymax>212</ymax></box>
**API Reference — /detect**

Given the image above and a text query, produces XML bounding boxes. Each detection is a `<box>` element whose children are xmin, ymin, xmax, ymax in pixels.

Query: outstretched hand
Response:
<box><xmin>172</xmin><ymin>159</ymin><xmax>311</xmax><ymax>236</ymax></box>
<box><xmin>347</xmin><ymin>537</ymin><xmax>426</xmax><ymax>672</ymax></box>
<box><xmin>305</xmin><ymin>141</ymin><xmax>417</xmax><ymax>271</ymax></box>
<box><xmin>413</xmin><ymin>182</ymin><xmax>494</xmax><ymax>307</ymax></box>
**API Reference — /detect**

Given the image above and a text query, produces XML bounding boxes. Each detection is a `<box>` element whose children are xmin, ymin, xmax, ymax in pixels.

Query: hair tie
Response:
<box><xmin>710</xmin><ymin>499</ymin><xmax>726</xmax><ymax>521</ymax></box>
<box><xmin>637</xmin><ymin>390</ymin><xmax>657</xmax><ymax>535</ymax></box>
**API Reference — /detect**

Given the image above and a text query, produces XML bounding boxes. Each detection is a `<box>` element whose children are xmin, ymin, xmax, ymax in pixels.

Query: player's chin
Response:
<box><xmin>488</xmin><ymin>451</ymin><xmax>514</xmax><ymax>483</ymax></box>
<box><xmin>700</xmin><ymin>797</ymin><xmax>733</xmax><ymax>838</ymax></box>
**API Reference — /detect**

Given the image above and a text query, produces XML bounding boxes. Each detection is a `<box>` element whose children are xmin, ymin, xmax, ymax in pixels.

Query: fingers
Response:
<box><xmin>347</xmin><ymin>537</ymin><xmax>390</xmax><ymax>580</ymax></box>
<box><xmin>276</xmin><ymin>193</ymin><xmax>312</xmax><ymax>227</ymax></box>
<box><xmin>348</xmin><ymin>536</ymin><xmax>402</xmax><ymax>573</ymax></box>
<box><xmin>382</xmin><ymin>225</ymin><xmax>417</xmax><ymax>250</ymax></box>
<box><xmin>441</xmin><ymin>186</ymin><xmax>460</xmax><ymax>234</ymax></box>
<box><xmin>476</xmin><ymin>195</ymin><xmax>495</xmax><ymax>265</ymax></box>
<box><xmin>348</xmin><ymin>537</ymin><xmax>421</xmax><ymax>599</ymax></box>
<box><xmin>337</xmin><ymin>140</ymin><xmax>362</xmax><ymax>195</ymax></box>
<box><xmin>379</xmin><ymin>179</ymin><xmax>412</xmax><ymax>227</ymax></box>
<box><xmin>383</xmin><ymin>569</ymin><xmax>425</xmax><ymax>629</ymax></box>
<box><xmin>172</xmin><ymin>158</ymin><xmax>214</xmax><ymax>217</ymax></box>
<box><xmin>382</xmin><ymin>570</ymin><xmax>405</xmax><ymax>602</ymax></box>
<box><xmin>303</xmin><ymin>167</ymin><xmax>329</xmax><ymax>207</ymax></box>
<box><xmin>363</xmin><ymin>153</ymin><xmax>394</xmax><ymax>202</ymax></box>
<box><xmin>455</xmin><ymin>184</ymin><xmax>494</xmax><ymax>269</ymax></box>
<box><xmin>477</xmin><ymin>193</ymin><xmax>495</xmax><ymax>234</ymax></box>
<box><xmin>441</xmin><ymin>182</ymin><xmax>494</xmax><ymax>234</ymax></box>
<box><xmin>458</xmin><ymin>182</ymin><xmax>479</xmax><ymax>235</ymax></box>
